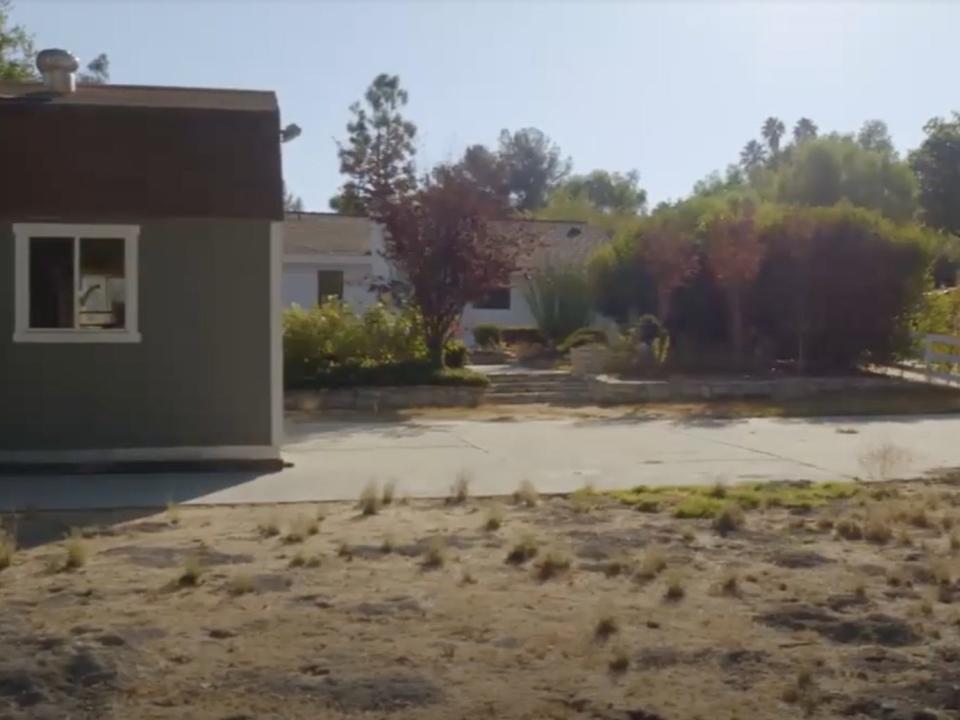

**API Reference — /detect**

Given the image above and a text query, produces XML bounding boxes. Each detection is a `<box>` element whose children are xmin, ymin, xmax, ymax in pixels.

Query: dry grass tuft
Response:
<box><xmin>64</xmin><ymin>528</ymin><xmax>89</xmax><ymax>570</ymax></box>
<box><xmin>166</xmin><ymin>502</ymin><xmax>181</xmax><ymax>525</ymax></box>
<box><xmin>512</xmin><ymin>480</ymin><xmax>539</xmax><ymax>508</ymax></box>
<box><xmin>864</xmin><ymin>508</ymin><xmax>893</xmax><ymax>544</ymax></box>
<box><xmin>712</xmin><ymin>503</ymin><xmax>745</xmax><ymax>536</ymax></box>
<box><xmin>227</xmin><ymin>574</ymin><xmax>254</xmax><ymax>596</ymax></box>
<box><xmin>421</xmin><ymin>536</ymin><xmax>447</xmax><ymax>569</ymax></box>
<box><xmin>358</xmin><ymin>481</ymin><xmax>381</xmax><ymax>516</ymax></box>
<box><xmin>635</xmin><ymin>548</ymin><xmax>667</xmax><ymax>581</ymax></box>
<box><xmin>505</xmin><ymin>534</ymin><xmax>539</xmax><ymax>565</ymax></box>
<box><xmin>569</xmin><ymin>483</ymin><xmax>600</xmax><ymax>514</ymax></box>
<box><xmin>178</xmin><ymin>555</ymin><xmax>204</xmax><ymax>587</ymax></box>
<box><xmin>0</xmin><ymin>528</ymin><xmax>15</xmax><ymax>571</ymax></box>
<box><xmin>603</xmin><ymin>556</ymin><xmax>631</xmax><ymax>578</ymax></box>
<box><xmin>257</xmin><ymin>516</ymin><xmax>280</xmax><ymax>538</ymax></box>
<box><xmin>380</xmin><ymin>534</ymin><xmax>395</xmax><ymax>554</ymax></box>
<box><xmin>289</xmin><ymin>550</ymin><xmax>320</xmax><ymax>568</ymax></box>
<box><xmin>482</xmin><ymin>504</ymin><xmax>504</xmax><ymax>532</ymax></box>
<box><xmin>859</xmin><ymin>442</ymin><xmax>911</xmax><ymax>482</ymax></box>
<box><xmin>835</xmin><ymin>517</ymin><xmax>863</xmax><ymax>541</ymax></box>
<box><xmin>608</xmin><ymin>647</ymin><xmax>630</xmax><ymax>673</ymax></box>
<box><xmin>708</xmin><ymin>480</ymin><xmax>728</xmax><ymax>499</ymax></box>
<box><xmin>447</xmin><ymin>471</ymin><xmax>471</xmax><ymax>505</ymax></box>
<box><xmin>283</xmin><ymin>515</ymin><xmax>320</xmax><ymax>544</ymax></box>
<box><xmin>535</xmin><ymin>551</ymin><xmax>571</xmax><ymax>581</ymax></box>
<box><xmin>594</xmin><ymin>615</ymin><xmax>619</xmax><ymax>641</ymax></box>
<box><xmin>460</xmin><ymin>569</ymin><xmax>477</xmax><ymax>585</ymax></box>
<box><xmin>664</xmin><ymin>573</ymin><xmax>686</xmax><ymax>601</ymax></box>
<box><xmin>337</xmin><ymin>543</ymin><xmax>353</xmax><ymax>560</ymax></box>
<box><xmin>381</xmin><ymin>480</ymin><xmax>397</xmax><ymax>506</ymax></box>
<box><xmin>719</xmin><ymin>569</ymin><xmax>739</xmax><ymax>596</ymax></box>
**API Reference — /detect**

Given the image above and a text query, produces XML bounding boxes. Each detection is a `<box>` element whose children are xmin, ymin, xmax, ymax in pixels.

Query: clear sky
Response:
<box><xmin>12</xmin><ymin>0</ymin><xmax>960</xmax><ymax>210</ymax></box>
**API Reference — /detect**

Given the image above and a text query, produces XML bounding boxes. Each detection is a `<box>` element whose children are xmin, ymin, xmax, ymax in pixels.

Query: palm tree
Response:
<box><xmin>761</xmin><ymin>117</ymin><xmax>786</xmax><ymax>157</ymax></box>
<box><xmin>739</xmin><ymin>140</ymin><xmax>768</xmax><ymax>172</ymax></box>
<box><xmin>793</xmin><ymin>117</ymin><xmax>818</xmax><ymax>144</ymax></box>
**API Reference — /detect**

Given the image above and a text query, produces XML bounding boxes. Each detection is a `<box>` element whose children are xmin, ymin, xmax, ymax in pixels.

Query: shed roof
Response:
<box><xmin>0</xmin><ymin>81</ymin><xmax>277</xmax><ymax>111</ymax></box>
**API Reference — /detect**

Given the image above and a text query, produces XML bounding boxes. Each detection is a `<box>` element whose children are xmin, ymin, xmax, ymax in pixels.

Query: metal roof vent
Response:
<box><xmin>36</xmin><ymin>49</ymin><xmax>79</xmax><ymax>94</ymax></box>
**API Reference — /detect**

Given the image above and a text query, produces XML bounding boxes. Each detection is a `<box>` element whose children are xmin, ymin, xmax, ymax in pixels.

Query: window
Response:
<box><xmin>474</xmin><ymin>287</ymin><xmax>511</xmax><ymax>310</ymax></box>
<box><xmin>14</xmin><ymin>224</ymin><xmax>140</xmax><ymax>343</ymax></box>
<box><xmin>317</xmin><ymin>270</ymin><xmax>344</xmax><ymax>305</ymax></box>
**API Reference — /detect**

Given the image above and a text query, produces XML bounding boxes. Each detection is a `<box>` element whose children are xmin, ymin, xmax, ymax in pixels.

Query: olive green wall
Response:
<box><xmin>0</xmin><ymin>219</ymin><xmax>273</xmax><ymax>451</ymax></box>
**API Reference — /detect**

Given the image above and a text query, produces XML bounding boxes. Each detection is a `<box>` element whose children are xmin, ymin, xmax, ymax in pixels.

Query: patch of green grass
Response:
<box><xmin>610</xmin><ymin>481</ymin><xmax>860</xmax><ymax>518</ymax></box>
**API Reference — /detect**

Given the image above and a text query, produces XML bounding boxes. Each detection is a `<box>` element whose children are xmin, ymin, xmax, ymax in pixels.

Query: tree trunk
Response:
<box><xmin>729</xmin><ymin>288</ymin><xmax>744</xmax><ymax>368</ymax></box>
<box><xmin>427</xmin><ymin>331</ymin><xmax>445</xmax><ymax>369</ymax></box>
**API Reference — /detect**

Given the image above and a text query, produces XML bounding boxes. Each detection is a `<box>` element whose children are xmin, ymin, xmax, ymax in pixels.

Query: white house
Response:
<box><xmin>281</xmin><ymin>212</ymin><xmax>607</xmax><ymax>342</ymax></box>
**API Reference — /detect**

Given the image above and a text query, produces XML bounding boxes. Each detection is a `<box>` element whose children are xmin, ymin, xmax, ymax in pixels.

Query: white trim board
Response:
<box><xmin>270</xmin><ymin>221</ymin><xmax>284</xmax><ymax>449</ymax></box>
<box><xmin>13</xmin><ymin>222</ymin><xmax>141</xmax><ymax>344</ymax></box>
<box><xmin>0</xmin><ymin>445</ymin><xmax>281</xmax><ymax>464</ymax></box>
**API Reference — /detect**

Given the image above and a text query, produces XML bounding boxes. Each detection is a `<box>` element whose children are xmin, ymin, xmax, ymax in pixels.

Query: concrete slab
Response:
<box><xmin>1</xmin><ymin>414</ymin><xmax>957</xmax><ymax>510</ymax></box>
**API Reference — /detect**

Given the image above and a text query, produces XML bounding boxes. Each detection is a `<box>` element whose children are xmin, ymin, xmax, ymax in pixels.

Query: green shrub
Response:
<box><xmin>444</xmin><ymin>339</ymin><xmax>469</xmax><ymax>368</ymax></box>
<box><xmin>283</xmin><ymin>302</ymin><xmax>427</xmax><ymax>387</ymax></box>
<box><xmin>501</xmin><ymin>327</ymin><xmax>546</xmax><ymax>346</ymax></box>
<box><xmin>473</xmin><ymin>324</ymin><xmax>502</xmax><ymax>348</ymax></box>
<box><xmin>523</xmin><ymin>265</ymin><xmax>594</xmax><ymax>345</ymax></box>
<box><xmin>558</xmin><ymin>327</ymin><xmax>608</xmax><ymax>353</ymax></box>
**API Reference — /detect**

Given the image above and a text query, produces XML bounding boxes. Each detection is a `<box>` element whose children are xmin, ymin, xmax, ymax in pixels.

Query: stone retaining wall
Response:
<box><xmin>586</xmin><ymin>374</ymin><xmax>904</xmax><ymax>404</ymax></box>
<box><xmin>286</xmin><ymin>386</ymin><xmax>485</xmax><ymax>412</ymax></box>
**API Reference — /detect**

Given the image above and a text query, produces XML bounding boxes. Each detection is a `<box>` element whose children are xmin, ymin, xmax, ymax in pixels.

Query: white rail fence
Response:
<box><xmin>923</xmin><ymin>333</ymin><xmax>960</xmax><ymax>385</ymax></box>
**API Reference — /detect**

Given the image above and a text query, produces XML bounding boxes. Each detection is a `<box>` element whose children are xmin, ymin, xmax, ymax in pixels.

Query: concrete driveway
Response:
<box><xmin>1</xmin><ymin>414</ymin><xmax>958</xmax><ymax>510</ymax></box>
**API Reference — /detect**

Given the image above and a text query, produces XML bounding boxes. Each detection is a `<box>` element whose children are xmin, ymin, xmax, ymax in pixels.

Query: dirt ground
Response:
<box><xmin>3</xmin><ymin>478</ymin><xmax>960</xmax><ymax>720</ymax></box>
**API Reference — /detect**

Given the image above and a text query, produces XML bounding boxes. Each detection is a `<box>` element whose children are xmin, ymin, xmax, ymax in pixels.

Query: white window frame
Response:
<box><xmin>13</xmin><ymin>223</ymin><xmax>141</xmax><ymax>344</ymax></box>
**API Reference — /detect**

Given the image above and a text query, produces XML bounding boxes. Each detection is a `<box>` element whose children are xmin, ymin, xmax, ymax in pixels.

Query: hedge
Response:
<box><xmin>292</xmin><ymin>361</ymin><xmax>489</xmax><ymax>389</ymax></box>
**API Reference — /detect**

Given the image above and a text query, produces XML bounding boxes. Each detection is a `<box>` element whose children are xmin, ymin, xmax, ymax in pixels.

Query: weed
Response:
<box><xmin>505</xmin><ymin>534</ymin><xmax>539</xmax><ymax>565</ymax></box>
<box><xmin>380</xmin><ymin>534</ymin><xmax>395</xmax><ymax>554</ymax></box>
<box><xmin>381</xmin><ymin>480</ymin><xmax>397</xmax><ymax>506</ymax></box>
<box><xmin>864</xmin><ymin>509</ymin><xmax>893</xmax><ymax>544</ymax></box>
<box><xmin>835</xmin><ymin>518</ymin><xmax>863</xmax><ymax>541</ymax></box>
<box><xmin>422</xmin><ymin>536</ymin><xmax>446</xmax><ymax>569</ymax></box>
<box><xmin>337</xmin><ymin>543</ymin><xmax>353</xmax><ymax>560</ymax></box>
<box><xmin>907</xmin><ymin>505</ymin><xmax>931</xmax><ymax>529</ymax></box>
<box><xmin>512</xmin><ymin>479</ymin><xmax>539</xmax><ymax>507</ymax></box>
<box><xmin>166</xmin><ymin>502</ymin><xmax>181</xmax><ymax>525</ymax></box>
<box><xmin>858</xmin><ymin>442</ymin><xmax>911</xmax><ymax>483</ymax></box>
<box><xmin>570</xmin><ymin>484</ymin><xmax>600</xmax><ymax>513</ymax></box>
<box><xmin>258</xmin><ymin>516</ymin><xmax>280</xmax><ymax>538</ymax></box>
<box><xmin>604</xmin><ymin>556</ymin><xmax>631</xmax><ymax>578</ymax></box>
<box><xmin>483</xmin><ymin>504</ymin><xmax>504</xmax><ymax>532</ymax></box>
<box><xmin>178</xmin><ymin>555</ymin><xmax>204</xmax><ymax>587</ymax></box>
<box><xmin>447</xmin><ymin>471</ymin><xmax>471</xmax><ymax>505</ymax></box>
<box><xmin>358</xmin><ymin>481</ymin><xmax>381</xmax><ymax>516</ymax></box>
<box><xmin>898</xmin><ymin>528</ymin><xmax>913</xmax><ymax>546</ymax></box>
<box><xmin>227</xmin><ymin>574</ymin><xmax>254</xmax><ymax>596</ymax></box>
<box><xmin>283</xmin><ymin>515</ymin><xmax>319</xmax><ymax>544</ymax></box>
<box><xmin>64</xmin><ymin>528</ymin><xmax>89</xmax><ymax>570</ymax></box>
<box><xmin>708</xmin><ymin>481</ymin><xmax>728</xmax><ymax>499</ymax></box>
<box><xmin>919</xmin><ymin>598</ymin><xmax>934</xmax><ymax>616</ymax></box>
<box><xmin>681</xmin><ymin>528</ymin><xmax>696</xmax><ymax>542</ymax></box>
<box><xmin>460</xmin><ymin>569</ymin><xmax>477</xmax><ymax>585</ymax></box>
<box><xmin>0</xmin><ymin>529</ymin><xmax>14</xmax><ymax>571</ymax></box>
<box><xmin>664</xmin><ymin>573</ymin><xmax>686</xmax><ymax>601</ymax></box>
<box><xmin>594</xmin><ymin>615</ymin><xmax>619</xmax><ymax>641</ymax></box>
<box><xmin>289</xmin><ymin>550</ymin><xmax>306</xmax><ymax>567</ymax></box>
<box><xmin>712</xmin><ymin>503</ymin><xmax>745</xmax><ymax>535</ymax></box>
<box><xmin>719</xmin><ymin>569</ymin><xmax>739</xmax><ymax>596</ymax></box>
<box><xmin>608</xmin><ymin>648</ymin><xmax>630</xmax><ymax>673</ymax></box>
<box><xmin>535</xmin><ymin>551</ymin><xmax>571</xmax><ymax>581</ymax></box>
<box><xmin>635</xmin><ymin>548</ymin><xmax>667</xmax><ymax>581</ymax></box>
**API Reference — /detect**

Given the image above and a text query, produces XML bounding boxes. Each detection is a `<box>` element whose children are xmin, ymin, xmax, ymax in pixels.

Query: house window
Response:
<box><xmin>474</xmin><ymin>287</ymin><xmax>511</xmax><ymax>310</ymax></box>
<box><xmin>14</xmin><ymin>224</ymin><xmax>140</xmax><ymax>343</ymax></box>
<box><xmin>317</xmin><ymin>270</ymin><xmax>344</xmax><ymax>305</ymax></box>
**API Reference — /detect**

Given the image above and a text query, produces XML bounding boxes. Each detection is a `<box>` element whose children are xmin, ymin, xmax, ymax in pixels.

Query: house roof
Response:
<box><xmin>0</xmin><ymin>81</ymin><xmax>277</xmax><ymax>112</ymax></box>
<box><xmin>0</xmin><ymin>81</ymin><xmax>283</xmax><ymax>221</ymax></box>
<box><xmin>282</xmin><ymin>212</ymin><xmax>608</xmax><ymax>267</ymax></box>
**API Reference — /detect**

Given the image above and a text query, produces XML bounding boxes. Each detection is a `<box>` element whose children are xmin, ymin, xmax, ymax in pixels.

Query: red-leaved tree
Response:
<box><xmin>638</xmin><ymin>221</ymin><xmax>699</xmax><ymax>327</ymax></box>
<box><xmin>376</xmin><ymin>168</ymin><xmax>535</xmax><ymax>366</ymax></box>
<box><xmin>704</xmin><ymin>201</ymin><xmax>766</xmax><ymax>364</ymax></box>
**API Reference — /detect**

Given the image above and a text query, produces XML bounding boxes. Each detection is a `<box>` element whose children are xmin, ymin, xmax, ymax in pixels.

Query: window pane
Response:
<box><xmin>317</xmin><ymin>270</ymin><xmax>344</xmax><ymax>305</ymax></box>
<box><xmin>79</xmin><ymin>238</ymin><xmax>125</xmax><ymax>329</ymax></box>
<box><xmin>29</xmin><ymin>237</ymin><xmax>74</xmax><ymax>329</ymax></box>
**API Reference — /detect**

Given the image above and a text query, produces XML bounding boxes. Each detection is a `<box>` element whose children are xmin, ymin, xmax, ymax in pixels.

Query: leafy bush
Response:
<box><xmin>523</xmin><ymin>265</ymin><xmax>594</xmax><ymax>345</ymax></box>
<box><xmin>444</xmin><ymin>339</ymin><xmax>469</xmax><ymax>368</ymax></box>
<box><xmin>606</xmin><ymin>315</ymin><xmax>671</xmax><ymax>377</ymax></box>
<box><xmin>284</xmin><ymin>302</ymin><xmax>427</xmax><ymax>386</ymax></box>
<box><xmin>501</xmin><ymin>327</ymin><xmax>546</xmax><ymax>346</ymax></box>
<box><xmin>473</xmin><ymin>324</ymin><xmax>502</xmax><ymax>348</ymax></box>
<box><xmin>558</xmin><ymin>327</ymin><xmax>608</xmax><ymax>354</ymax></box>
